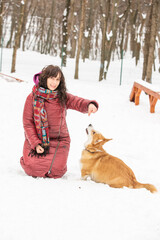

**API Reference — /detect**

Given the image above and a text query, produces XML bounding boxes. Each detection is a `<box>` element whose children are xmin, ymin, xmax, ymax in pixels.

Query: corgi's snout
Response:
<box><xmin>86</xmin><ymin>124</ymin><xmax>93</xmax><ymax>135</ymax></box>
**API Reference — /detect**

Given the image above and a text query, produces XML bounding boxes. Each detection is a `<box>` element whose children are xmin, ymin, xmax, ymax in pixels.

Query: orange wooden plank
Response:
<box><xmin>130</xmin><ymin>81</ymin><xmax>160</xmax><ymax>113</ymax></box>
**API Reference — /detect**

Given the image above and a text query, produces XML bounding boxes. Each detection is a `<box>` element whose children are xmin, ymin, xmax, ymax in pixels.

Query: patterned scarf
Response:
<box><xmin>32</xmin><ymin>85</ymin><xmax>58</xmax><ymax>151</ymax></box>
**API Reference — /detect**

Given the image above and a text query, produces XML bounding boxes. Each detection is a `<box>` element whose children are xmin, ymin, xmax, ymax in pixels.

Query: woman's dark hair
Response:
<box><xmin>39</xmin><ymin>65</ymin><xmax>67</xmax><ymax>105</ymax></box>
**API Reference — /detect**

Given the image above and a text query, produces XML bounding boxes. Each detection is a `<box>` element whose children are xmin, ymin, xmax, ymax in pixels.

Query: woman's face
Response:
<box><xmin>47</xmin><ymin>72</ymin><xmax>61</xmax><ymax>91</ymax></box>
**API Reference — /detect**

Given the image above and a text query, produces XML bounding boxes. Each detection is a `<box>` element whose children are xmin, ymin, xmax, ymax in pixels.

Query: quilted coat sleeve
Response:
<box><xmin>66</xmin><ymin>93</ymin><xmax>99</xmax><ymax>113</ymax></box>
<box><xmin>23</xmin><ymin>93</ymin><xmax>41</xmax><ymax>149</ymax></box>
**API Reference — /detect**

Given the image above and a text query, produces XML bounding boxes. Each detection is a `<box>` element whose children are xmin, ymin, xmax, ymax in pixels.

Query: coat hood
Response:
<box><xmin>33</xmin><ymin>72</ymin><xmax>42</xmax><ymax>85</ymax></box>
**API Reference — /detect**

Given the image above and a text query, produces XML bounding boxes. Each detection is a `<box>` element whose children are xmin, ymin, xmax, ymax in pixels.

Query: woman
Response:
<box><xmin>20</xmin><ymin>65</ymin><xmax>98</xmax><ymax>178</ymax></box>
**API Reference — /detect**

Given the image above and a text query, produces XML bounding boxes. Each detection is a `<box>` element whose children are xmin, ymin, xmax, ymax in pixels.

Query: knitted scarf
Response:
<box><xmin>32</xmin><ymin>85</ymin><xmax>58</xmax><ymax>153</ymax></box>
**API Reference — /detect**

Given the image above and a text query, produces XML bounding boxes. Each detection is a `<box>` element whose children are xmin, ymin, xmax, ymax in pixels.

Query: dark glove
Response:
<box><xmin>28</xmin><ymin>145</ymin><xmax>49</xmax><ymax>158</ymax></box>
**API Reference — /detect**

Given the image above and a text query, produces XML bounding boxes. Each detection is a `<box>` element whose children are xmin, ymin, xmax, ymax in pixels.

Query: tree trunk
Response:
<box><xmin>74</xmin><ymin>0</ymin><xmax>86</xmax><ymax>79</ymax></box>
<box><xmin>83</xmin><ymin>0</ymin><xmax>95</xmax><ymax>60</ymax></box>
<box><xmin>22</xmin><ymin>3</ymin><xmax>37</xmax><ymax>51</ymax></box>
<box><xmin>99</xmin><ymin>0</ymin><xmax>110</xmax><ymax>81</ymax></box>
<box><xmin>67</xmin><ymin>0</ymin><xmax>75</xmax><ymax>37</ymax></box>
<box><xmin>146</xmin><ymin>0</ymin><xmax>158</xmax><ymax>83</ymax></box>
<box><xmin>37</xmin><ymin>0</ymin><xmax>47</xmax><ymax>54</ymax></box>
<box><xmin>99</xmin><ymin>15</ymin><xmax>107</xmax><ymax>81</ymax></box>
<box><xmin>0</xmin><ymin>1</ymin><xmax>4</xmax><ymax>43</ymax></box>
<box><xmin>130</xmin><ymin>9</ymin><xmax>138</xmax><ymax>57</ymax></box>
<box><xmin>19</xmin><ymin>0</ymin><xmax>28</xmax><ymax>49</ymax></box>
<box><xmin>119</xmin><ymin>0</ymin><xmax>130</xmax><ymax>56</ymax></box>
<box><xmin>142</xmin><ymin>6</ymin><xmax>152</xmax><ymax>81</ymax></box>
<box><xmin>6</xmin><ymin>12</ymin><xmax>16</xmax><ymax>48</ymax></box>
<box><xmin>69</xmin><ymin>1</ymin><xmax>77</xmax><ymax>58</ymax></box>
<box><xmin>61</xmin><ymin>0</ymin><xmax>71</xmax><ymax>67</ymax></box>
<box><xmin>135</xmin><ymin>42</ymin><xmax>141</xmax><ymax>66</ymax></box>
<box><xmin>11</xmin><ymin>0</ymin><xmax>26</xmax><ymax>73</ymax></box>
<box><xmin>95</xmin><ymin>30</ymin><xmax>99</xmax><ymax>60</ymax></box>
<box><xmin>105</xmin><ymin>0</ymin><xmax>119</xmax><ymax>78</ymax></box>
<box><xmin>44</xmin><ymin>0</ymin><xmax>55</xmax><ymax>54</ymax></box>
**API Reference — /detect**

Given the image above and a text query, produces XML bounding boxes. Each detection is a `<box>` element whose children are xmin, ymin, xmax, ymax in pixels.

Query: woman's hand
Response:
<box><xmin>88</xmin><ymin>103</ymin><xmax>98</xmax><ymax>116</ymax></box>
<box><xmin>36</xmin><ymin>144</ymin><xmax>44</xmax><ymax>154</ymax></box>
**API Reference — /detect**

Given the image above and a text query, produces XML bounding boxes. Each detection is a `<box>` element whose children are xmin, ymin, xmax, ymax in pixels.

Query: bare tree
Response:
<box><xmin>44</xmin><ymin>0</ymin><xmax>55</xmax><ymax>55</ymax></box>
<box><xmin>61</xmin><ymin>0</ymin><xmax>71</xmax><ymax>66</ymax></box>
<box><xmin>0</xmin><ymin>0</ymin><xmax>4</xmax><ymax>43</ymax></box>
<box><xmin>145</xmin><ymin>0</ymin><xmax>159</xmax><ymax>83</ymax></box>
<box><xmin>99</xmin><ymin>0</ymin><xmax>110</xmax><ymax>81</ymax></box>
<box><xmin>74</xmin><ymin>0</ymin><xmax>86</xmax><ymax>79</ymax></box>
<box><xmin>68</xmin><ymin>0</ymin><xmax>77</xmax><ymax>58</ymax></box>
<box><xmin>22</xmin><ymin>0</ymin><xmax>37</xmax><ymax>51</ymax></box>
<box><xmin>105</xmin><ymin>0</ymin><xmax>119</xmax><ymax>78</ymax></box>
<box><xmin>83</xmin><ymin>0</ymin><xmax>96</xmax><ymax>60</ymax></box>
<box><xmin>0</xmin><ymin>0</ymin><xmax>9</xmax><ymax>44</ymax></box>
<box><xmin>11</xmin><ymin>0</ymin><xmax>27</xmax><ymax>73</ymax></box>
<box><xmin>6</xmin><ymin>2</ymin><xmax>17</xmax><ymax>48</ymax></box>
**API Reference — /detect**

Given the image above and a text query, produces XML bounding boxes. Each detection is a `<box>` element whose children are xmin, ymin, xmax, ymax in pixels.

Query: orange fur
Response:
<box><xmin>80</xmin><ymin>125</ymin><xmax>157</xmax><ymax>193</ymax></box>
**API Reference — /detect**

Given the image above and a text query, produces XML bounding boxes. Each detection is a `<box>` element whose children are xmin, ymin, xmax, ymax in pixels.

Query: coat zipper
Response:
<box><xmin>47</xmin><ymin>107</ymin><xmax>63</xmax><ymax>175</ymax></box>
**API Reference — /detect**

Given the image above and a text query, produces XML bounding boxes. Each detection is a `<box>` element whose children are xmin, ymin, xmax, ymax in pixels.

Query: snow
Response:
<box><xmin>84</xmin><ymin>30</ymin><xmax>89</xmax><ymax>38</ymax></box>
<box><xmin>0</xmin><ymin>48</ymin><xmax>160</xmax><ymax>240</ymax></box>
<box><xmin>119</xmin><ymin>14</ymin><xmax>124</xmax><ymax>18</ymax></box>
<box><xmin>142</xmin><ymin>13</ymin><xmax>147</xmax><ymax>19</ymax></box>
<box><xmin>63</xmin><ymin>9</ymin><xmax>67</xmax><ymax>17</ymax></box>
<box><xmin>135</xmin><ymin>79</ymin><xmax>160</xmax><ymax>92</ymax></box>
<box><xmin>107</xmin><ymin>30</ymin><xmax>113</xmax><ymax>41</ymax></box>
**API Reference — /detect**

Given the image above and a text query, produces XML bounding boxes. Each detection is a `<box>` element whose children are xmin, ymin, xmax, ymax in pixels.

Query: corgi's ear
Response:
<box><xmin>103</xmin><ymin>138</ymin><xmax>112</xmax><ymax>144</ymax></box>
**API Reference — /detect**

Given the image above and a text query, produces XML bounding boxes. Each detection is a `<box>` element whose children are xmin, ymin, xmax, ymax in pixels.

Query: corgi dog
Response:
<box><xmin>80</xmin><ymin>124</ymin><xmax>157</xmax><ymax>193</ymax></box>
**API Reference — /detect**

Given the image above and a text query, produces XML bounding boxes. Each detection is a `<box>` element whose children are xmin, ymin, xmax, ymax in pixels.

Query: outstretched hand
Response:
<box><xmin>88</xmin><ymin>103</ymin><xmax>98</xmax><ymax>116</ymax></box>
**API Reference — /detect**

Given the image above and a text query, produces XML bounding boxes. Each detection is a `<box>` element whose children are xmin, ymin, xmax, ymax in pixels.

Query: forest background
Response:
<box><xmin>0</xmin><ymin>0</ymin><xmax>160</xmax><ymax>83</ymax></box>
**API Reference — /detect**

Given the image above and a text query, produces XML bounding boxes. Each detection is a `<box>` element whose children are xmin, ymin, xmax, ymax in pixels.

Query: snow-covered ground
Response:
<box><xmin>0</xmin><ymin>48</ymin><xmax>160</xmax><ymax>240</ymax></box>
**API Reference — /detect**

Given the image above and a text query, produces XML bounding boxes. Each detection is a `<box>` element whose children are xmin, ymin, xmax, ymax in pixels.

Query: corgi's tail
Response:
<box><xmin>133</xmin><ymin>181</ymin><xmax>157</xmax><ymax>193</ymax></box>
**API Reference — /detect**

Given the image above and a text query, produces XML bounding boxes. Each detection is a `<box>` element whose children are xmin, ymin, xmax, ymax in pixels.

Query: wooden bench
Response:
<box><xmin>130</xmin><ymin>80</ymin><xmax>160</xmax><ymax>113</ymax></box>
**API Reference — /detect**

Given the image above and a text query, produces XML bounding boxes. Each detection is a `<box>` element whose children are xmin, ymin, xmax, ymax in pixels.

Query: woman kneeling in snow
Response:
<box><xmin>20</xmin><ymin>65</ymin><xmax>98</xmax><ymax>178</ymax></box>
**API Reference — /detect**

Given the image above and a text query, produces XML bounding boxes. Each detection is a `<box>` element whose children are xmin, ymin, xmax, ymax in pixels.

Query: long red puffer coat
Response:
<box><xmin>20</xmin><ymin>92</ymin><xmax>98</xmax><ymax>178</ymax></box>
